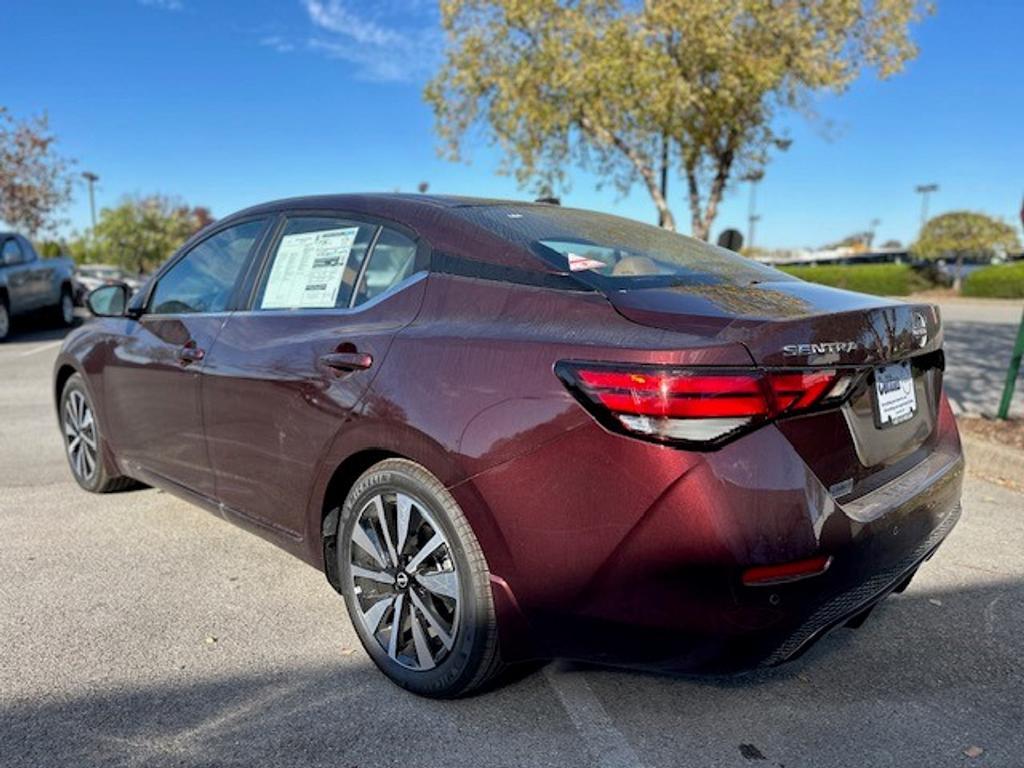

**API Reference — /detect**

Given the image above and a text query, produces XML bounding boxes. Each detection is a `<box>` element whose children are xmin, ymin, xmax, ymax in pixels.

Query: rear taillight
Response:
<box><xmin>556</xmin><ymin>362</ymin><xmax>857</xmax><ymax>447</ymax></box>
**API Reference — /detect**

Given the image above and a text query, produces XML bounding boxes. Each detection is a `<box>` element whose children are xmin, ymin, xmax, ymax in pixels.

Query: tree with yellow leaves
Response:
<box><xmin>426</xmin><ymin>0</ymin><xmax>927</xmax><ymax>240</ymax></box>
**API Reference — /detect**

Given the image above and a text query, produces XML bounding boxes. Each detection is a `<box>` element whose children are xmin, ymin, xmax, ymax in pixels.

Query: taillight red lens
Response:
<box><xmin>557</xmin><ymin>362</ymin><xmax>853</xmax><ymax>447</ymax></box>
<box><xmin>767</xmin><ymin>370</ymin><xmax>839</xmax><ymax>412</ymax></box>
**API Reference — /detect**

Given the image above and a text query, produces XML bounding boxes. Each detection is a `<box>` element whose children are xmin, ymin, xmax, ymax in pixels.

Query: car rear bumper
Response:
<box><xmin>473</xmin><ymin>398</ymin><xmax>964</xmax><ymax>670</ymax></box>
<box><xmin>762</xmin><ymin>498</ymin><xmax>960</xmax><ymax>666</ymax></box>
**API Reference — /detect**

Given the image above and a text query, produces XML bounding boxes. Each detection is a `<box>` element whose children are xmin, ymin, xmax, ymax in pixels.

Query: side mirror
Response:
<box><xmin>87</xmin><ymin>283</ymin><xmax>131</xmax><ymax>317</ymax></box>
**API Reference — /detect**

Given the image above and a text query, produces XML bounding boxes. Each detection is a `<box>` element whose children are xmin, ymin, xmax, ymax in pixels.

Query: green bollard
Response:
<box><xmin>997</xmin><ymin>307</ymin><xmax>1024</xmax><ymax>419</ymax></box>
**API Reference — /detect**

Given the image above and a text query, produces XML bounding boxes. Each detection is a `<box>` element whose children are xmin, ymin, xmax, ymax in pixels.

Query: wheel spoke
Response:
<box><xmin>388</xmin><ymin>593</ymin><xmax>405</xmax><ymax>660</ymax></box>
<box><xmin>64</xmin><ymin>401</ymin><xmax>78</xmax><ymax>430</ymax></box>
<box><xmin>351</xmin><ymin>564</ymin><xmax>393</xmax><ymax>586</ymax></box>
<box><xmin>395</xmin><ymin>493</ymin><xmax>412</xmax><ymax>556</ymax></box>
<box><xmin>406</xmin><ymin>533</ymin><xmax>444</xmax><ymax>574</ymax></box>
<box><xmin>410</xmin><ymin>606</ymin><xmax>435</xmax><ymax>670</ymax></box>
<box><xmin>362</xmin><ymin>594</ymin><xmax>394</xmax><ymax>633</ymax></box>
<box><xmin>68</xmin><ymin>435</ymin><xmax>81</xmax><ymax>454</ymax></box>
<box><xmin>409</xmin><ymin>588</ymin><xmax>454</xmax><ymax>650</ymax></box>
<box><xmin>82</xmin><ymin>447</ymin><xmax>95</xmax><ymax>475</ymax></box>
<box><xmin>80</xmin><ymin>430</ymin><xmax>97</xmax><ymax>450</ymax></box>
<box><xmin>415</xmin><ymin>570</ymin><xmax>459</xmax><ymax>601</ymax></box>
<box><xmin>351</xmin><ymin>520</ymin><xmax>388</xmax><ymax>569</ymax></box>
<box><xmin>370</xmin><ymin>496</ymin><xmax>399</xmax><ymax>567</ymax></box>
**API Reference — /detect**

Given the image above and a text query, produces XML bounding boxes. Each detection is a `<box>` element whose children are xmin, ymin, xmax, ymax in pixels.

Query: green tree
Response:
<box><xmin>911</xmin><ymin>211</ymin><xmax>1021</xmax><ymax>289</ymax></box>
<box><xmin>0</xmin><ymin>107</ymin><xmax>74</xmax><ymax>235</ymax></box>
<box><xmin>77</xmin><ymin>195</ymin><xmax>215</xmax><ymax>273</ymax></box>
<box><xmin>426</xmin><ymin>0</ymin><xmax>925</xmax><ymax>239</ymax></box>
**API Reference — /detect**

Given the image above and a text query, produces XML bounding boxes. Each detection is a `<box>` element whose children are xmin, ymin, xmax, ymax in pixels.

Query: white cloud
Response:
<box><xmin>304</xmin><ymin>0</ymin><xmax>405</xmax><ymax>47</ymax></box>
<box><xmin>300</xmin><ymin>0</ymin><xmax>440</xmax><ymax>82</ymax></box>
<box><xmin>138</xmin><ymin>0</ymin><xmax>183</xmax><ymax>10</ymax></box>
<box><xmin>260</xmin><ymin>35</ymin><xmax>296</xmax><ymax>53</ymax></box>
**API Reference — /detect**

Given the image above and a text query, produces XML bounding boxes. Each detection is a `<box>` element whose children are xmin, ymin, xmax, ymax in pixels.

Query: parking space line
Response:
<box><xmin>14</xmin><ymin>341</ymin><xmax>63</xmax><ymax>358</ymax></box>
<box><xmin>544</xmin><ymin>663</ymin><xmax>645</xmax><ymax>768</ymax></box>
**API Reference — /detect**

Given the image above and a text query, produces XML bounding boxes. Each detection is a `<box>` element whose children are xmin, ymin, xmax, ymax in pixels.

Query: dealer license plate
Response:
<box><xmin>874</xmin><ymin>360</ymin><xmax>917</xmax><ymax>427</ymax></box>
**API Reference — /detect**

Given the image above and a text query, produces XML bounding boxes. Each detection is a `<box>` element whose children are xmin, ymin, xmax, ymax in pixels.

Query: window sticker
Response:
<box><xmin>260</xmin><ymin>227</ymin><xmax>359</xmax><ymax>309</ymax></box>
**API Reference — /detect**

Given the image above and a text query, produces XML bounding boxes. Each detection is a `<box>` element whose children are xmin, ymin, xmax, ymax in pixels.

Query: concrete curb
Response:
<box><xmin>961</xmin><ymin>434</ymin><xmax>1024</xmax><ymax>485</ymax></box>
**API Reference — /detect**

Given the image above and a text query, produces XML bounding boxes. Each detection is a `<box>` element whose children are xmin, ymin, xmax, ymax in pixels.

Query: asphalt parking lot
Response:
<box><xmin>2</xmin><ymin>317</ymin><xmax>1023</xmax><ymax>768</ymax></box>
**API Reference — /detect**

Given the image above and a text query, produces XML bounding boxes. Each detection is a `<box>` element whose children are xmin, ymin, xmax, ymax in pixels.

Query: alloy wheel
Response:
<box><xmin>348</xmin><ymin>491</ymin><xmax>460</xmax><ymax>671</ymax></box>
<box><xmin>0</xmin><ymin>304</ymin><xmax>9</xmax><ymax>340</ymax></box>
<box><xmin>63</xmin><ymin>390</ymin><xmax>98</xmax><ymax>482</ymax></box>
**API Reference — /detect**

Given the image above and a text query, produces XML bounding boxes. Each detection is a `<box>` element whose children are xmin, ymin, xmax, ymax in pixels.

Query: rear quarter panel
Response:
<box><xmin>303</xmin><ymin>272</ymin><xmax>754</xmax><ymax>591</ymax></box>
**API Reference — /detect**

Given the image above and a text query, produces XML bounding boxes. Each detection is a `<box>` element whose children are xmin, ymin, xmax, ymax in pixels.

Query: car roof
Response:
<box><xmin>228</xmin><ymin>192</ymin><xmax>551</xmax><ymax>217</ymax></box>
<box><xmin>210</xmin><ymin>193</ymin><xmax>567</xmax><ymax>274</ymax></box>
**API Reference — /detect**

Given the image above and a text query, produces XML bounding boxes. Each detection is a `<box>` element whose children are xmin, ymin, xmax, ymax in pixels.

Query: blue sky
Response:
<box><xmin>4</xmin><ymin>0</ymin><xmax>1022</xmax><ymax>249</ymax></box>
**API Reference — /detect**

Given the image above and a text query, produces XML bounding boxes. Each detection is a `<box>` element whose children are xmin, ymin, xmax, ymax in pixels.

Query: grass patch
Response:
<box><xmin>962</xmin><ymin>261</ymin><xmax>1024</xmax><ymax>299</ymax></box>
<box><xmin>779</xmin><ymin>263</ymin><xmax>931</xmax><ymax>296</ymax></box>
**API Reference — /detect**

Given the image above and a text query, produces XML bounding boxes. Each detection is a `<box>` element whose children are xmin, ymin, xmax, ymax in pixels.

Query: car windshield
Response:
<box><xmin>453</xmin><ymin>204</ymin><xmax>789</xmax><ymax>289</ymax></box>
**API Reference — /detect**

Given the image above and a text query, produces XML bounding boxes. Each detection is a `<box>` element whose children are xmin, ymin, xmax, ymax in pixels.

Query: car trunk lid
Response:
<box><xmin>606</xmin><ymin>279</ymin><xmax>946</xmax><ymax>498</ymax></box>
<box><xmin>607</xmin><ymin>279</ymin><xmax>943</xmax><ymax>365</ymax></box>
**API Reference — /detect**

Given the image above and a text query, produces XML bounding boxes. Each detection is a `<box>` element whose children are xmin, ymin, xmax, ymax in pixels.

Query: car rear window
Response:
<box><xmin>452</xmin><ymin>205</ymin><xmax>788</xmax><ymax>289</ymax></box>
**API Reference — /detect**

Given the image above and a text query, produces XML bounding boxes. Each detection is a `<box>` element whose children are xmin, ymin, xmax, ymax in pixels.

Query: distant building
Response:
<box><xmin>750</xmin><ymin>246</ymin><xmax>908</xmax><ymax>267</ymax></box>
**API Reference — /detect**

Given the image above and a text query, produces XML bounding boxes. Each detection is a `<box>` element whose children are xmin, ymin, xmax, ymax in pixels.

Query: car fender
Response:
<box><xmin>305</xmin><ymin>411</ymin><xmax>519</xmax><ymax>584</ymax></box>
<box><xmin>52</xmin><ymin>348</ymin><xmax>122</xmax><ymax>478</ymax></box>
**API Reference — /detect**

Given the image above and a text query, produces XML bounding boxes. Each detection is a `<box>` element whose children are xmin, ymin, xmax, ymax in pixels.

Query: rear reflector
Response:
<box><xmin>742</xmin><ymin>555</ymin><xmax>833</xmax><ymax>586</ymax></box>
<box><xmin>557</xmin><ymin>362</ymin><xmax>857</xmax><ymax>447</ymax></box>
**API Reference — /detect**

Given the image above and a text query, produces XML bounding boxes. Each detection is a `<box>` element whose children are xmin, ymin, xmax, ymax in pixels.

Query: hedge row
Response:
<box><xmin>962</xmin><ymin>261</ymin><xmax>1024</xmax><ymax>299</ymax></box>
<box><xmin>778</xmin><ymin>263</ymin><xmax>932</xmax><ymax>296</ymax></box>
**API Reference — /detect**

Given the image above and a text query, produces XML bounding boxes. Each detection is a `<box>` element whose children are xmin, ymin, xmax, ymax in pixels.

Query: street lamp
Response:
<box><xmin>914</xmin><ymin>183</ymin><xmax>938</xmax><ymax>230</ymax></box>
<box><xmin>868</xmin><ymin>218</ymin><xmax>881</xmax><ymax>249</ymax></box>
<box><xmin>81</xmin><ymin>172</ymin><xmax>99</xmax><ymax>233</ymax></box>
<box><xmin>745</xmin><ymin>170</ymin><xmax>764</xmax><ymax>250</ymax></box>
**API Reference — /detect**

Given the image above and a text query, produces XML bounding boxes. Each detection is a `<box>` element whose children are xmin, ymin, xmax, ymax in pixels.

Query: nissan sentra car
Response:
<box><xmin>54</xmin><ymin>194</ymin><xmax>963</xmax><ymax>697</ymax></box>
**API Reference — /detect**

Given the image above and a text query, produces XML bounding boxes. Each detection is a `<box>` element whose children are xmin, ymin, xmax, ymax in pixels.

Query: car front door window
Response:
<box><xmin>149</xmin><ymin>220</ymin><xmax>267</xmax><ymax>315</ymax></box>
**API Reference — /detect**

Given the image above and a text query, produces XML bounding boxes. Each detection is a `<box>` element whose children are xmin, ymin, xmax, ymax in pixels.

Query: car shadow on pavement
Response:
<box><xmin>3</xmin><ymin>580</ymin><xmax>1021</xmax><ymax>768</ymax></box>
<box><xmin>943</xmin><ymin>320</ymin><xmax>1024</xmax><ymax>416</ymax></box>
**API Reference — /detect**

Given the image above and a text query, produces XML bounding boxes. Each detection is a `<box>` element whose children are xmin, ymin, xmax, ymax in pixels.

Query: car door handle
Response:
<box><xmin>319</xmin><ymin>351</ymin><xmax>373</xmax><ymax>372</ymax></box>
<box><xmin>178</xmin><ymin>343</ymin><xmax>205</xmax><ymax>365</ymax></box>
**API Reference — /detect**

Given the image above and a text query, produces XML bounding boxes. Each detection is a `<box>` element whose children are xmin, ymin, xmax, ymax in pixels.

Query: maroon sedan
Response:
<box><xmin>55</xmin><ymin>195</ymin><xmax>963</xmax><ymax>697</ymax></box>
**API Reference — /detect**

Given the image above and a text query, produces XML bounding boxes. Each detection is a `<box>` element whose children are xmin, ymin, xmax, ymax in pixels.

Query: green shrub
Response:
<box><xmin>962</xmin><ymin>261</ymin><xmax>1024</xmax><ymax>299</ymax></box>
<box><xmin>779</xmin><ymin>263</ymin><xmax>931</xmax><ymax>296</ymax></box>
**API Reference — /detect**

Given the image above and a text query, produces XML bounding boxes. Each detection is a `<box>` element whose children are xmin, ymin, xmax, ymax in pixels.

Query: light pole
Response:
<box><xmin>914</xmin><ymin>183</ymin><xmax>938</xmax><ymax>231</ymax></box>
<box><xmin>867</xmin><ymin>218</ymin><xmax>880</xmax><ymax>249</ymax></box>
<box><xmin>746</xmin><ymin>171</ymin><xmax>764</xmax><ymax>250</ymax></box>
<box><xmin>82</xmin><ymin>172</ymin><xmax>99</xmax><ymax>234</ymax></box>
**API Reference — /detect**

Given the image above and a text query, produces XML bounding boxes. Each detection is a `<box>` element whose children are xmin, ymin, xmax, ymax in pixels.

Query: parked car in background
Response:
<box><xmin>73</xmin><ymin>264</ymin><xmax>146</xmax><ymax>306</ymax></box>
<box><xmin>54</xmin><ymin>195</ymin><xmax>963</xmax><ymax>697</ymax></box>
<box><xmin>0</xmin><ymin>232</ymin><xmax>76</xmax><ymax>342</ymax></box>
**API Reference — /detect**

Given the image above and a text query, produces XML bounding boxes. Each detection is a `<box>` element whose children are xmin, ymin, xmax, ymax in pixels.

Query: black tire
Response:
<box><xmin>54</xmin><ymin>284</ymin><xmax>75</xmax><ymax>327</ymax></box>
<box><xmin>337</xmin><ymin>458</ymin><xmax>503</xmax><ymax>697</ymax></box>
<box><xmin>59</xmin><ymin>373</ymin><xmax>137</xmax><ymax>493</ymax></box>
<box><xmin>0</xmin><ymin>296</ymin><xmax>10</xmax><ymax>342</ymax></box>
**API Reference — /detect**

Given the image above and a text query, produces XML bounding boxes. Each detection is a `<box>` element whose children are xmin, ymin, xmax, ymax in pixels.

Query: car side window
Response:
<box><xmin>20</xmin><ymin>238</ymin><xmax>36</xmax><ymax>262</ymax></box>
<box><xmin>353</xmin><ymin>227</ymin><xmax>419</xmax><ymax>307</ymax></box>
<box><xmin>2</xmin><ymin>238</ymin><xmax>24</xmax><ymax>265</ymax></box>
<box><xmin>149</xmin><ymin>219</ymin><xmax>267</xmax><ymax>315</ymax></box>
<box><xmin>255</xmin><ymin>217</ymin><xmax>376</xmax><ymax>310</ymax></box>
